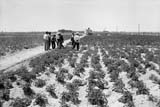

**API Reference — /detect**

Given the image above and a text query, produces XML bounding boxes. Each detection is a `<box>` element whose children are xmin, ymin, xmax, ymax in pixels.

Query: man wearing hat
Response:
<box><xmin>56</xmin><ymin>32</ymin><xmax>64</xmax><ymax>49</ymax></box>
<box><xmin>51</xmin><ymin>34</ymin><xmax>56</xmax><ymax>49</ymax></box>
<box><xmin>48</xmin><ymin>32</ymin><xmax>51</xmax><ymax>50</ymax></box>
<box><xmin>73</xmin><ymin>32</ymin><xmax>80</xmax><ymax>51</ymax></box>
<box><xmin>71</xmin><ymin>32</ymin><xmax>75</xmax><ymax>49</ymax></box>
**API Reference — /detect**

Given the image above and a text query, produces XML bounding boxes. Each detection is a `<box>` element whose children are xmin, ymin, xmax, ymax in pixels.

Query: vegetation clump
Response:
<box><xmin>34</xmin><ymin>94</ymin><xmax>48</xmax><ymax>107</ymax></box>
<box><xmin>11</xmin><ymin>97</ymin><xmax>32</xmax><ymax>107</ymax></box>
<box><xmin>34</xmin><ymin>79</ymin><xmax>46</xmax><ymax>88</ymax></box>
<box><xmin>46</xmin><ymin>84</ymin><xmax>58</xmax><ymax>99</ymax></box>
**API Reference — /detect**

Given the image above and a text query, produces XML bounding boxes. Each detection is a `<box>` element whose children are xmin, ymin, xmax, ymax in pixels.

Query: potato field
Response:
<box><xmin>0</xmin><ymin>33</ymin><xmax>160</xmax><ymax>107</ymax></box>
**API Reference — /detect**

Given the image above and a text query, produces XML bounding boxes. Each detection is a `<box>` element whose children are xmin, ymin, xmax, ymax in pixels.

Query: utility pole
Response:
<box><xmin>138</xmin><ymin>24</ymin><xmax>140</xmax><ymax>35</ymax></box>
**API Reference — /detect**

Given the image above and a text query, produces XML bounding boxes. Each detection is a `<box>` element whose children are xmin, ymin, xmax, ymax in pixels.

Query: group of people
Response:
<box><xmin>43</xmin><ymin>31</ymin><xmax>80</xmax><ymax>51</ymax></box>
<box><xmin>43</xmin><ymin>31</ymin><xmax>64</xmax><ymax>51</ymax></box>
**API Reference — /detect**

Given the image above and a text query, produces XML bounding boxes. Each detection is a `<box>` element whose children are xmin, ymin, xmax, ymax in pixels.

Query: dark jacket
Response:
<box><xmin>51</xmin><ymin>35</ymin><xmax>56</xmax><ymax>42</ymax></box>
<box><xmin>59</xmin><ymin>34</ymin><xmax>64</xmax><ymax>43</ymax></box>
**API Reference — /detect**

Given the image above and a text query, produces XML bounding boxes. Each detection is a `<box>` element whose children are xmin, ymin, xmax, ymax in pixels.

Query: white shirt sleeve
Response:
<box><xmin>74</xmin><ymin>35</ymin><xmax>80</xmax><ymax>42</ymax></box>
<box><xmin>43</xmin><ymin>34</ymin><xmax>47</xmax><ymax>40</ymax></box>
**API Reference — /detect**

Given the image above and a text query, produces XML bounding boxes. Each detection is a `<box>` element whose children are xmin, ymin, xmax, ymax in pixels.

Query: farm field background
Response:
<box><xmin>0</xmin><ymin>32</ymin><xmax>160</xmax><ymax>107</ymax></box>
<box><xmin>0</xmin><ymin>32</ymin><xmax>72</xmax><ymax>57</ymax></box>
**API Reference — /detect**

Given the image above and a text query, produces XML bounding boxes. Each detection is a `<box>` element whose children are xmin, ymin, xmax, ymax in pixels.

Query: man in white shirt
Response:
<box><xmin>73</xmin><ymin>32</ymin><xmax>80</xmax><ymax>51</ymax></box>
<box><xmin>43</xmin><ymin>31</ymin><xmax>49</xmax><ymax>51</ymax></box>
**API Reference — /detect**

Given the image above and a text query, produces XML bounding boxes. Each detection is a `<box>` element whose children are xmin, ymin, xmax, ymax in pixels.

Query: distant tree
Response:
<box><xmin>58</xmin><ymin>29</ymin><xmax>73</xmax><ymax>33</ymax></box>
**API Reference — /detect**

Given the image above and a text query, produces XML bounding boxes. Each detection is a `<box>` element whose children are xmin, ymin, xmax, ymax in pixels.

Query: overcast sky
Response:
<box><xmin>0</xmin><ymin>0</ymin><xmax>160</xmax><ymax>32</ymax></box>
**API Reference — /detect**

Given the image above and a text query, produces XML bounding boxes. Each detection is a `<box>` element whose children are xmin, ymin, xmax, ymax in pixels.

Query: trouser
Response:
<box><xmin>48</xmin><ymin>39</ymin><xmax>51</xmax><ymax>50</ymax></box>
<box><xmin>73</xmin><ymin>42</ymin><xmax>80</xmax><ymax>50</ymax></box>
<box><xmin>72</xmin><ymin>41</ymin><xmax>75</xmax><ymax>49</ymax></box>
<box><xmin>56</xmin><ymin>41</ymin><xmax>58</xmax><ymax>48</ymax></box>
<box><xmin>57</xmin><ymin>40</ymin><xmax>62</xmax><ymax>49</ymax></box>
<box><xmin>57</xmin><ymin>40</ymin><xmax>60</xmax><ymax>48</ymax></box>
<box><xmin>51</xmin><ymin>41</ymin><xmax>56</xmax><ymax>49</ymax></box>
<box><xmin>57</xmin><ymin>40</ymin><xmax>63</xmax><ymax>49</ymax></box>
<box><xmin>44</xmin><ymin>40</ymin><xmax>49</xmax><ymax>51</ymax></box>
<box><xmin>59</xmin><ymin>41</ymin><xmax>63</xmax><ymax>49</ymax></box>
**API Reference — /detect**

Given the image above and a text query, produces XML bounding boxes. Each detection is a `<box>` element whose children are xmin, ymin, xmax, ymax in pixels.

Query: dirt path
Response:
<box><xmin>0</xmin><ymin>37</ymin><xmax>84</xmax><ymax>72</ymax></box>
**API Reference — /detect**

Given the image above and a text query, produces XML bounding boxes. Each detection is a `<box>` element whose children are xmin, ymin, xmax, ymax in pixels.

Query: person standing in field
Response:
<box><xmin>73</xmin><ymin>32</ymin><xmax>80</xmax><ymax>51</ymax></box>
<box><xmin>71</xmin><ymin>32</ymin><xmax>75</xmax><ymax>49</ymax></box>
<box><xmin>56</xmin><ymin>32</ymin><xmax>60</xmax><ymax>48</ymax></box>
<box><xmin>51</xmin><ymin>34</ymin><xmax>56</xmax><ymax>49</ymax></box>
<box><xmin>48</xmin><ymin>32</ymin><xmax>51</xmax><ymax>50</ymax></box>
<box><xmin>56</xmin><ymin>32</ymin><xmax>64</xmax><ymax>49</ymax></box>
<box><xmin>59</xmin><ymin>33</ymin><xmax>64</xmax><ymax>49</ymax></box>
<box><xmin>43</xmin><ymin>31</ymin><xmax>49</xmax><ymax>51</ymax></box>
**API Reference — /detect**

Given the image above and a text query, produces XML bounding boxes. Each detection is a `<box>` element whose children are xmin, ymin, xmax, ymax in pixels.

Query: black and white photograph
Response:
<box><xmin>0</xmin><ymin>0</ymin><xmax>160</xmax><ymax>107</ymax></box>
